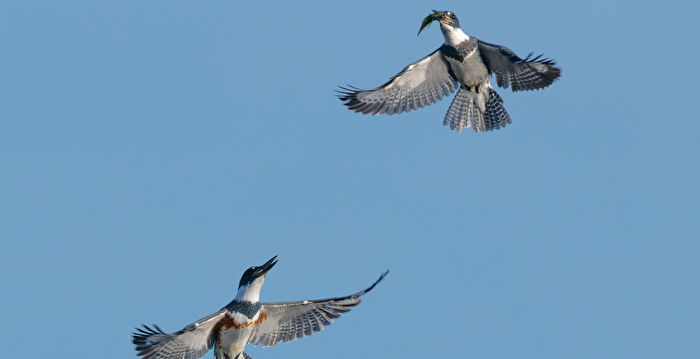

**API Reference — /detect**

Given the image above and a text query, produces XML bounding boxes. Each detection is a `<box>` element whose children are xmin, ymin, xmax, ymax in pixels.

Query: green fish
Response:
<box><xmin>417</xmin><ymin>10</ymin><xmax>445</xmax><ymax>36</ymax></box>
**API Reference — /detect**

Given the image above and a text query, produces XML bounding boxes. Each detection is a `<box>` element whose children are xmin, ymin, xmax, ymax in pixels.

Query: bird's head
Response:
<box><xmin>235</xmin><ymin>255</ymin><xmax>278</xmax><ymax>302</ymax></box>
<box><xmin>418</xmin><ymin>10</ymin><xmax>460</xmax><ymax>36</ymax></box>
<box><xmin>238</xmin><ymin>255</ymin><xmax>278</xmax><ymax>288</ymax></box>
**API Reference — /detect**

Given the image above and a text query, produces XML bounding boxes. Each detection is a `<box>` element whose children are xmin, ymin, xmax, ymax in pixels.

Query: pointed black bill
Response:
<box><xmin>254</xmin><ymin>255</ymin><xmax>278</xmax><ymax>277</ymax></box>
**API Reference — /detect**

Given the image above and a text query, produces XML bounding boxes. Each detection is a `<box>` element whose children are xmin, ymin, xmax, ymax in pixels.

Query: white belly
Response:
<box><xmin>216</xmin><ymin>326</ymin><xmax>253</xmax><ymax>358</ymax></box>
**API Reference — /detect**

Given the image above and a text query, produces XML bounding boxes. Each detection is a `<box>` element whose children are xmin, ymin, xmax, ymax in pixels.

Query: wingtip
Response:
<box><xmin>336</xmin><ymin>85</ymin><xmax>363</xmax><ymax>102</ymax></box>
<box><xmin>365</xmin><ymin>270</ymin><xmax>389</xmax><ymax>293</ymax></box>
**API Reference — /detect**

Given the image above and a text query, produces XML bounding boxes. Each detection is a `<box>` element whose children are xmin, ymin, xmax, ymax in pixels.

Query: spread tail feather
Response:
<box><xmin>443</xmin><ymin>86</ymin><xmax>511</xmax><ymax>132</ymax></box>
<box><xmin>443</xmin><ymin>87</ymin><xmax>478</xmax><ymax>132</ymax></box>
<box><xmin>482</xmin><ymin>88</ymin><xmax>511</xmax><ymax>131</ymax></box>
<box><xmin>215</xmin><ymin>352</ymin><xmax>252</xmax><ymax>359</ymax></box>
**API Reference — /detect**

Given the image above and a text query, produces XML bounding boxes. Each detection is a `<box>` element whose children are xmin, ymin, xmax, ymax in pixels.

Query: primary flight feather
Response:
<box><xmin>338</xmin><ymin>10</ymin><xmax>561</xmax><ymax>133</ymax></box>
<box><xmin>132</xmin><ymin>256</ymin><xmax>388</xmax><ymax>359</ymax></box>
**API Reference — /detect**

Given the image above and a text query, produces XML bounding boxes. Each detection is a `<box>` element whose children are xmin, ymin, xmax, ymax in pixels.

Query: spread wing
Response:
<box><xmin>132</xmin><ymin>310</ymin><xmax>228</xmax><ymax>359</ymax></box>
<box><xmin>338</xmin><ymin>48</ymin><xmax>457</xmax><ymax>115</ymax></box>
<box><xmin>248</xmin><ymin>271</ymin><xmax>388</xmax><ymax>347</ymax></box>
<box><xmin>478</xmin><ymin>40</ymin><xmax>561</xmax><ymax>92</ymax></box>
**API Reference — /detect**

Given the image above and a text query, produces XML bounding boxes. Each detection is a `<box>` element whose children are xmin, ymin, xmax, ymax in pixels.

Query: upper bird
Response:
<box><xmin>338</xmin><ymin>10</ymin><xmax>561</xmax><ymax>133</ymax></box>
<box><xmin>133</xmin><ymin>256</ymin><xmax>388</xmax><ymax>359</ymax></box>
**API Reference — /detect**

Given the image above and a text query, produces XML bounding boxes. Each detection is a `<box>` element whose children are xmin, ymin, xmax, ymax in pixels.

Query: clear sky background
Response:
<box><xmin>1</xmin><ymin>1</ymin><xmax>698</xmax><ymax>358</ymax></box>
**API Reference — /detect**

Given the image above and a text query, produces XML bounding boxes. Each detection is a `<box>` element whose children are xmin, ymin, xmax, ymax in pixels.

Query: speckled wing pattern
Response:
<box><xmin>132</xmin><ymin>310</ymin><xmax>228</xmax><ymax>359</ymax></box>
<box><xmin>248</xmin><ymin>271</ymin><xmax>388</xmax><ymax>347</ymax></box>
<box><xmin>338</xmin><ymin>48</ymin><xmax>457</xmax><ymax>115</ymax></box>
<box><xmin>477</xmin><ymin>40</ymin><xmax>561</xmax><ymax>92</ymax></box>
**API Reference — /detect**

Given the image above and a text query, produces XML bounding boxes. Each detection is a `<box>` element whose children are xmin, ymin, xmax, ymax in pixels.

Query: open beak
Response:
<box><xmin>438</xmin><ymin>15</ymin><xmax>454</xmax><ymax>25</ymax></box>
<box><xmin>433</xmin><ymin>10</ymin><xmax>454</xmax><ymax>25</ymax></box>
<box><xmin>254</xmin><ymin>255</ymin><xmax>278</xmax><ymax>277</ymax></box>
<box><xmin>418</xmin><ymin>10</ymin><xmax>452</xmax><ymax>35</ymax></box>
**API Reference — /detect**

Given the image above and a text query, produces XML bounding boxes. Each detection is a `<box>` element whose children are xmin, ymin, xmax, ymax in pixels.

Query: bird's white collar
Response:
<box><xmin>234</xmin><ymin>276</ymin><xmax>265</xmax><ymax>303</ymax></box>
<box><xmin>441</xmin><ymin>25</ymin><xmax>470</xmax><ymax>47</ymax></box>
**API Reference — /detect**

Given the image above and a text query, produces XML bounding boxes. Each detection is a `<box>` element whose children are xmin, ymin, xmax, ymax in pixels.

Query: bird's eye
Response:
<box><xmin>450</xmin><ymin>14</ymin><xmax>456</xmax><ymax>19</ymax></box>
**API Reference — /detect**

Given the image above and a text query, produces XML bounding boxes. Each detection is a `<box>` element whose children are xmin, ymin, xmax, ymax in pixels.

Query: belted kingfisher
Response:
<box><xmin>338</xmin><ymin>10</ymin><xmax>561</xmax><ymax>133</ymax></box>
<box><xmin>133</xmin><ymin>256</ymin><xmax>388</xmax><ymax>359</ymax></box>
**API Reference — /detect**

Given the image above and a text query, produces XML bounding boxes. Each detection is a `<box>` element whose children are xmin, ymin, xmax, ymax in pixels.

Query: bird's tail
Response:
<box><xmin>443</xmin><ymin>85</ymin><xmax>511</xmax><ymax>132</ymax></box>
<box><xmin>482</xmin><ymin>87</ymin><xmax>511</xmax><ymax>132</ymax></box>
<box><xmin>215</xmin><ymin>351</ymin><xmax>252</xmax><ymax>359</ymax></box>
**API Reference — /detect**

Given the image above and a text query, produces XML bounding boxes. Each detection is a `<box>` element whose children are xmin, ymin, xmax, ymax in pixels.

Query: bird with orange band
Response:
<box><xmin>133</xmin><ymin>256</ymin><xmax>388</xmax><ymax>359</ymax></box>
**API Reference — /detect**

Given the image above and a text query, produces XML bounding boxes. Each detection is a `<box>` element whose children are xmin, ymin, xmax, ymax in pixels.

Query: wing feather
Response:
<box><xmin>338</xmin><ymin>48</ymin><xmax>457</xmax><ymax>115</ymax></box>
<box><xmin>132</xmin><ymin>310</ymin><xmax>227</xmax><ymax>359</ymax></box>
<box><xmin>248</xmin><ymin>271</ymin><xmax>388</xmax><ymax>347</ymax></box>
<box><xmin>478</xmin><ymin>40</ymin><xmax>561</xmax><ymax>92</ymax></box>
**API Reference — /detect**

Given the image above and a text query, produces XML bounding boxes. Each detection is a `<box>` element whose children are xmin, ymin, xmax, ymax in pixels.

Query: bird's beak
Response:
<box><xmin>418</xmin><ymin>10</ymin><xmax>452</xmax><ymax>35</ymax></box>
<box><xmin>254</xmin><ymin>255</ymin><xmax>278</xmax><ymax>277</ymax></box>
<box><xmin>434</xmin><ymin>11</ymin><xmax>454</xmax><ymax>25</ymax></box>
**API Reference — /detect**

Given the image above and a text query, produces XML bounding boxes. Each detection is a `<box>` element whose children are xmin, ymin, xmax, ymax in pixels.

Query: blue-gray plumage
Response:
<box><xmin>223</xmin><ymin>301</ymin><xmax>261</xmax><ymax>319</ymax></box>
<box><xmin>338</xmin><ymin>10</ymin><xmax>561</xmax><ymax>133</ymax></box>
<box><xmin>132</xmin><ymin>256</ymin><xmax>388</xmax><ymax>359</ymax></box>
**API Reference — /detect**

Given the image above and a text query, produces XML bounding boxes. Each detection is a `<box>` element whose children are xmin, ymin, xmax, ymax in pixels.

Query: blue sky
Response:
<box><xmin>1</xmin><ymin>1</ymin><xmax>698</xmax><ymax>358</ymax></box>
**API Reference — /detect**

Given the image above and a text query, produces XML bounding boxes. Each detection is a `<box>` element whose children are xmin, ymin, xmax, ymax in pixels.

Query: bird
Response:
<box><xmin>338</xmin><ymin>10</ymin><xmax>561</xmax><ymax>133</ymax></box>
<box><xmin>132</xmin><ymin>255</ymin><xmax>388</xmax><ymax>359</ymax></box>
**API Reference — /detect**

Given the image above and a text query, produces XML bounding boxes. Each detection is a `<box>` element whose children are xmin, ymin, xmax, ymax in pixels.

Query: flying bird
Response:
<box><xmin>338</xmin><ymin>10</ymin><xmax>561</xmax><ymax>133</ymax></box>
<box><xmin>132</xmin><ymin>256</ymin><xmax>388</xmax><ymax>359</ymax></box>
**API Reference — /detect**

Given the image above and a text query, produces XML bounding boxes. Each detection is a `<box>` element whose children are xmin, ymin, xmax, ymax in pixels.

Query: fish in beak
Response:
<box><xmin>418</xmin><ymin>10</ymin><xmax>453</xmax><ymax>35</ymax></box>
